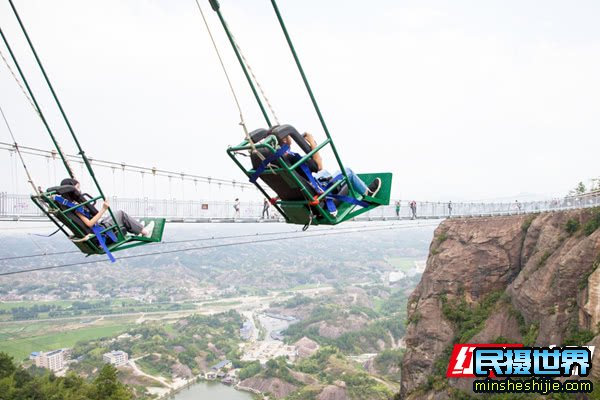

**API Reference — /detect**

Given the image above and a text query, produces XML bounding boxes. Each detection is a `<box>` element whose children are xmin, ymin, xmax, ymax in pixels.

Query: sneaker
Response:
<box><xmin>142</xmin><ymin>221</ymin><xmax>155</xmax><ymax>238</ymax></box>
<box><xmin>366</xmin><ymin>178</ymin><xmax>382</xmax><ymax>197</ymax></box>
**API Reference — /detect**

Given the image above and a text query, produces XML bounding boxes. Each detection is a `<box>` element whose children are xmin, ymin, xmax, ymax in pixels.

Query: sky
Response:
<box><xmin>1</xmin><ymin>0</ymin><xmax>599</xmax><ymax>202</ymax></box>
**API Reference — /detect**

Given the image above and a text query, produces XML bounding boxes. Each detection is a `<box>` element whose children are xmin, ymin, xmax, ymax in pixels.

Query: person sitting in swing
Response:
<box><xmin>60</xmin><ymin>178</ymin><xmax>154</xmax><ymax>238</ymax></box>
<box><xmin>280</xmin><ymin>132</ymin><xmax>382</xmax><ymax>199</ymax></box>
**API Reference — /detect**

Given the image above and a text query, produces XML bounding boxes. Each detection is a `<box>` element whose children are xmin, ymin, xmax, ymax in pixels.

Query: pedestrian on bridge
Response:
<box><xmin>262</xmin><ymin>198</ymin><xmax>270</xmax><ymax>219</ymax></box>
<box><xmin>395</xmin><ymin>200</ymin><xmax>401</xmax><ymax>217</ymax></box>
<box><xmin>410</xmin><ymin>200</ymin><xmax>417</xmax><ymax>219</ymax></box>
<box><xmin>448</xmin><ymin>201</ymin><xmax>453</xmax><ymax>217</ymax></box>
<box><xmin>234</xmin><ymin>198</ymin><xmax>240</xmax><ymax>218</ymax></box>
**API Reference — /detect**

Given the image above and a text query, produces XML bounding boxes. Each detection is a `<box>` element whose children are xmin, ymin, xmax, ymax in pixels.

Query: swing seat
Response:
<box><xmin>227</xmin><ymin>124</ymin><xmax>392</xmax><ymax>227</ymax></box>
<box><xmin>31</xmin><ymin>185</ymin><xmax>165</xmax><ymax>262</ymax></box>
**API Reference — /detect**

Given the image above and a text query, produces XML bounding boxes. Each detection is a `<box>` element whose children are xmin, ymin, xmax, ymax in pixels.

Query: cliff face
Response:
<box><xmin>400</xmin><ymin>209</ymin><xmax>600</xmax><ymax>399</ymax></box>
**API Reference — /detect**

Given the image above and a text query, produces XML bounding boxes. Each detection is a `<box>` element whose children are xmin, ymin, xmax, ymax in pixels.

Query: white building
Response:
<box><xmin>103</xmin><ymin>350</ymin><xmax>129</xmax><ymax>367</ymax></box>
<box><xmin>34</xmin><ymin>350</ymin><xmax>65</xmax><ymax>372</ymax></box>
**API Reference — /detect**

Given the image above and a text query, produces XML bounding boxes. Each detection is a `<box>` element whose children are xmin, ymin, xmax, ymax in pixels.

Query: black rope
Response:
<box><xmin>0</xmin><ymin>223</ymin><xmax>438</xmax><ymax>277</ymax></box>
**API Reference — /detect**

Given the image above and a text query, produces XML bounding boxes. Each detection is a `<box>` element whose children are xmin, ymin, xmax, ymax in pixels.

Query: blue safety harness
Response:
<box><xmin>54</xmin><ymin>195</ymin><xmax>118</xmax><ymax>263</ymax></box>
<box><xmin>249</xmin><ymin>147</ymin><xmax>370</xmax><ymax>215</ymax></box>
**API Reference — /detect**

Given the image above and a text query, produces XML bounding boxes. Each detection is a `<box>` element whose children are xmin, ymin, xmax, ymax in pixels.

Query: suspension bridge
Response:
<box><xmin>2</xmin><ymin>142</ymin><xmax>598</xmax><ymax>223</ymax></box>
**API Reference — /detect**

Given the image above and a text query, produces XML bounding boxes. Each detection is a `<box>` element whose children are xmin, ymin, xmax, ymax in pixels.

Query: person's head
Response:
<box><xmin>235</xmin><ymin>198</ymin><xmax>239</xmax><ymax>201</ymax></box>
<box><xmin>61</xmin><ymin>178</ymin><xmax>80</xmax><ymax>190</ymax></box>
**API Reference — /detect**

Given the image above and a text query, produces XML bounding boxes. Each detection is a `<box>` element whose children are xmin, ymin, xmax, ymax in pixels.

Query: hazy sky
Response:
<box><xmin>1</xmin><ymin>0</ymin><xmax>599</xmax><ymax>201</ymax></box>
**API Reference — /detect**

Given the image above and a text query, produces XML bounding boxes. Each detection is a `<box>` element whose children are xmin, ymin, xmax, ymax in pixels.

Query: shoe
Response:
<box><xmin>366</xmin><ymin>178</ymin><xmax>382</xmax><ymax>197</ymax></box>
<box><xmin>142</xmin><ymin>221</ymin><xmax>155</xmax><ymax>238</ymax></box>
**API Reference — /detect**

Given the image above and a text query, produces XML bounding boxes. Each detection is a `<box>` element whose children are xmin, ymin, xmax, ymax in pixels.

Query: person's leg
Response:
<box><xmin>118</xmin><ymin>210</ymin><xmax>144</xmax><ymax>234</ymax></box>
<box><xmin>332</xmin><ymin>168</ymin><xmax>368</xmax><ymax>195</ymax></box>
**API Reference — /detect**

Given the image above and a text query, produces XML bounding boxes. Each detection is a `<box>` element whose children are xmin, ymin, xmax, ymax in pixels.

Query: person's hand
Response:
<box><xmin>102</xmin><ymin>199</ymin><xmax>110</xmax><ymax>210</ymax></box>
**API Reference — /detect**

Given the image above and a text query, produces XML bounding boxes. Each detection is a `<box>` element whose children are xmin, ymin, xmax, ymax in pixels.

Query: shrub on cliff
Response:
<box><xmin>583</xmin><ymin>208</ymin><xmax>600</xmax><ymax>236</ymax></box>
<box><xmin>565</xmin><ymin>218</ymin><xmax>580</xmax><ymax>235</ymax></box>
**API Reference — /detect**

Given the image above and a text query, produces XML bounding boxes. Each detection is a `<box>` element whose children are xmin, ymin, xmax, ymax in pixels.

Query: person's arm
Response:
<box><xmin>76</xmin><ymin>200</ymin><xmax>110</xmax><ymax>228</ymax></box>
<box><xmin>303</xmin><ymin>132</ymin><xmax>323</xmax><ymax>171</ymax></box>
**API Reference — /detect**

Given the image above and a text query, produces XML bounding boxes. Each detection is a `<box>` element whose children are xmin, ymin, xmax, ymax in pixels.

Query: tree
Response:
<box><xmin>90</xmin><ymin>364</ymin><xmax>132</xmax><ymax>400</ymax></box>
<box><xmin>0</xmin><ymin>352</ymin><xmax>16</xmax><ymax>379</ymax></box>
<box><xmin>575</xmin><ymin>182</ymin><xmax>586</xmax><ymax>195</ymax></box>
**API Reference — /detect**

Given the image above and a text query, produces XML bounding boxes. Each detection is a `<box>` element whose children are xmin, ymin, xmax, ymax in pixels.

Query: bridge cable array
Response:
<box><xmin>0</xmin><ymin>221</ymin><xmax>437</xmax><ymax>262</ymax></box>
<box><xmin>0</xmin><ymin>222</ymin><xmax>439</xmax><ymax>276</ymax></box>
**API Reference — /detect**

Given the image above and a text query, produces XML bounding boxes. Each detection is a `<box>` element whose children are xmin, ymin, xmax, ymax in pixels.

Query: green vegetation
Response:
<box><xmin>565</xmin><ymin>218</ymin><xmax>580</xmax><ymax>235</ymax></box>
<box><xmin>521</xmin><ymin>215</ymin><xmax>536</xmax><ymax>233</ymax></box>
<box><xmin>436</xmin><ymin>231</ymin><xmax>448</xmax><ymax>244</ymax></box>
<box><xmin>0</xmin><ymin>298</ymin><xmax>195</xmax><ymax>321</ymax></box>
<box><xmin>563</xmin><ymin>319</ymin><xmax>595</xmax><ymax>346</ymax></box>
<box><xmin>136</xmin><ymin>354</ymin><xmax>173</xmax><ymax>378</ymax></box>
<box><xmin>373</xmin><ymin>349</ymin><xmax>403</xmax><ymax>380</ymax></box>
<box><xmin>238</xmin><ymin>360</ymin><xmax>262</xmax><ymax>380</ymax></box>
<box><xmin>0</xmin><ymin>321</ymin><xmax>134</xmax><ymax>361</ymax></box>
<box><xmin>441</xmin><ymin>291</ymin><xmax>505</xmax><ymax>343</ymax></box>
<box><xmin>274</xmin><ymin>294</ymin><xmax>313</xmax><ymax>309</ymax></box>
<box><xmin>522</xmin><ymin>322</ymin><xmax>539</xmax><ymax>347</ymax></box>
<box><xmin>583</xmin><ymin>207</ymin><xmax>600</xmax><ymax>236</ymax></box>
<box><xmin>0</xmin><ymin>352</ymin><xmax>132</xmax><ymax>399</ymax></box>
<box><xmin>284</xmin><ymin>286</ymin><xmax>408</xmax><ymax>354</ymax></box>
<box><xmin>536</xmin><ymin>250</ymin><xmax>552</xmax><ymax>269</ymax></box>
<box><xmin>294</xmin><ymin>347</ymin><xmax>392</xmax><ymax>399</ymax></box>
<box><xmin>508</xmin><ymin>305</ymin><xmax>539</xmax><ymax>346</ymax></box>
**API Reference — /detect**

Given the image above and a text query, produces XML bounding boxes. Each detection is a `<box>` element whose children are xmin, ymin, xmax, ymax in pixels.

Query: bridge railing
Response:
<box><xmin>1</xmin><ymin>192</ymin><xmax>599</xmax><ymax>221</ymax></box>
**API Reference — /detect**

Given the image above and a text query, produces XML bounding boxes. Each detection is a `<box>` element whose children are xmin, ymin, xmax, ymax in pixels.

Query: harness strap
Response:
<box><xmin>91</xmin><ymin>225</ymin><xmax>116</xmax><ymax>263</ymax></box>
<box><xmin>249</xmin><ymin>144</ymin><xmax>289</xmax><ymax>183</ymax></box>
<box><xmin>54</xmin><ymin>195</ymin><xmax>91</xmax><ymax>218</ymax></box>
<box><xmin>248</xmin><ymin>147</ymin><xmax>370</xmax><ymax>214</ymax></box>
<box><xmin>53</xmin><ymin>195</ymin><xmax>117</xmax><ymax>262</ymax></box>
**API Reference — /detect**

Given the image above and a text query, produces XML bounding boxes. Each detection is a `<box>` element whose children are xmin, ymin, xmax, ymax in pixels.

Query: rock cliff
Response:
<box><xmin>400</xmin><ymin>209</ymin><xmax>600</xmax><ymax>399</ymax></box>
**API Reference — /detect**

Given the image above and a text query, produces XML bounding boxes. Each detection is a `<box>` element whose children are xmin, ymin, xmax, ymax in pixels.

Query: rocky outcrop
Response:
<box><xmin>171</xmin><ymin>363</ymin><xmax>192</xmax><ymax>379</ymax></box>
<box><xmin>400</xmin><ymin>209</ymin><xmax>600</xmax><ymax>399</ymax></box>
<box><xmin>294</xmin><ymin>336</ymin><xmax>320</xmax><ymax>359</ymax></box>
<box><xmin>315</xmin><ymin>313</ymin><xmax>370</xmax><ymax>339</ymax></box>
<box><xmin>317</xmin><ymin>383</ymin><xmax>348</xmax><ymax>400</ymax></box>
<box><xmin>238</xmin><ymin>377</ymin><xmax>297</xmax><ymax>399</ymax></box>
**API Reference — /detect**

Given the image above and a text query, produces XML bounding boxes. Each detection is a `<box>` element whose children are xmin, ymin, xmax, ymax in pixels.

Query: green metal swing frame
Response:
<box><xmin>213</xmin><ymin>0</ymin><xmax>392</xmax><ymax>226</ymax></box>
<box><xmin>227</xmin><ymin>135</ymin><xmax>392</xmax><ymax>226</ymax></box>
<box><xmin>31</xmin><ymin>190</ymin><xmax>165</xmax><ymax>256</ymax></box>
<box><xmin>3</xmin><ymin>0</ymin><xmax>165</xmax><ymax>259</ymax></box>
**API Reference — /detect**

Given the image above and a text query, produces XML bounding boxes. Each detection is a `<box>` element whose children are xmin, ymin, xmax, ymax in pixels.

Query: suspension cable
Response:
<box><xmin>208</xmin><ymin>0</ymin><xmax>271</xmax><ymax>128</ymax></box>
<box><xmin>8</xmin><ymin>0</ymin><xmax>101</xmax><ymax>195</ymax></box>
<box><xmin>194</xmin><ymin>0</ymin><xmax>249</xmax><ymax>135</ymax></box>
<box><xmin>0</xmin><ymin>47</ymin><xmax>36</xmax><ymax>112</ymax></box>
<box><xmin>0</xmin><ymin>222</ymin><xmax>438</xmax><ymax>276</ymax></box>
<box><xmin>229</xmin><ymin>32</ymin><xmax>280</xmax><ymax>126</ymax></box>
<box><xmin>0</xmin><ymin>25</ymin><xmax>74</xmax><ymax>178</ymax></box>
<box><xmin>6</xmin><ymin>0</ymin><xmax>129</xmax><ymax>240</ymax></box>
<box><xmin>0</xmin><ymin>141</ymin><xmax>253</xmax><ymax>189</ymax></box>
<box><xmin>0</xmin><ymin>106</ymin><xmax>39</xmax><ymax>195</ymax></box>
<box><xmin>0</xmin><ymin>221</ymin><xmax>437</xmax><ymax>262</ymax></box>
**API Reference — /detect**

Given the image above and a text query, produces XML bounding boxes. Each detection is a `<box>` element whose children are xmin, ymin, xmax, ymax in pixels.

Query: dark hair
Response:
<box><xmin>60</xmin><ymin>178</ymin><xmax>79</xmax><ymax>187</ymax></box>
